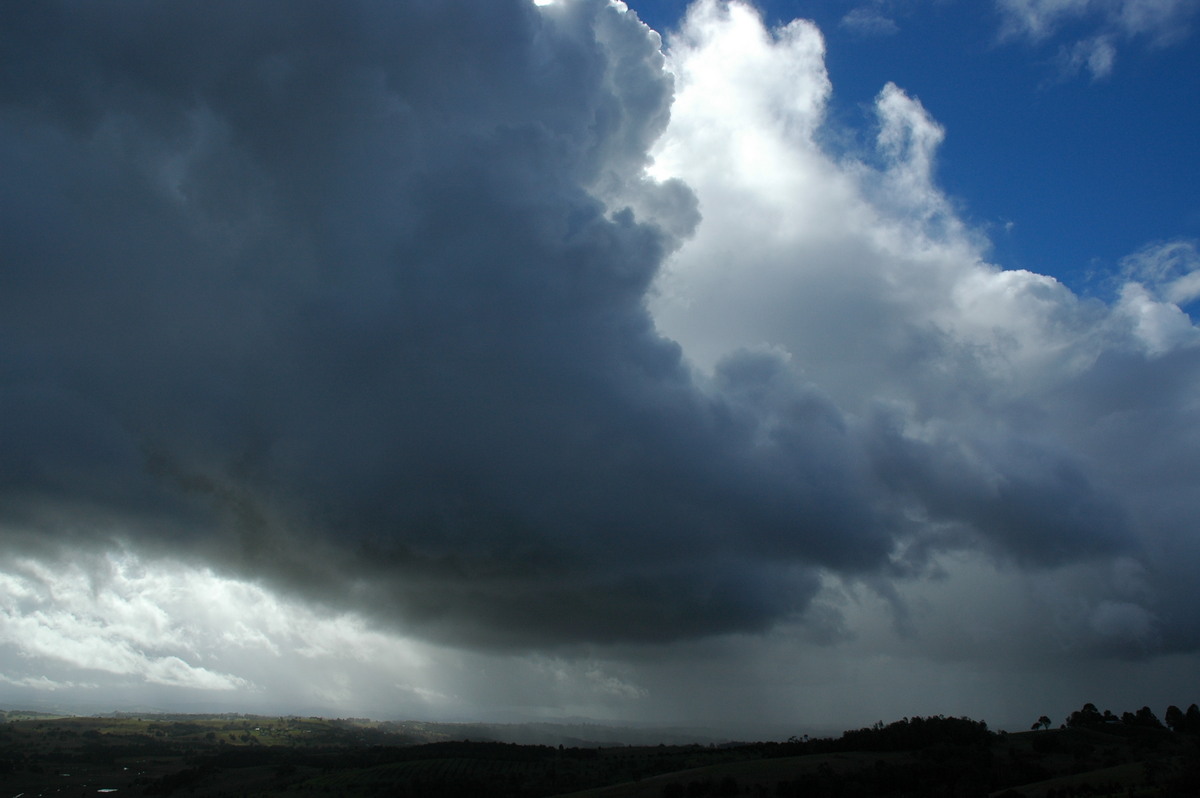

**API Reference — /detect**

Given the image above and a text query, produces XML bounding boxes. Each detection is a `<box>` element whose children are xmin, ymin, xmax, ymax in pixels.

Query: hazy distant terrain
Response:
<box><xmin>3</xmin><ymin>705</ymin><xmax>1198</xmax><ymax>796</ymax></box>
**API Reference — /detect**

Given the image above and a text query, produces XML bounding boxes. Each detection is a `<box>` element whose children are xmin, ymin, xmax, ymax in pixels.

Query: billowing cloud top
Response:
<box><xmin>2</xmin><ymin>0</ymin><xmax>1200</xmax><ymax>723</ymax></box>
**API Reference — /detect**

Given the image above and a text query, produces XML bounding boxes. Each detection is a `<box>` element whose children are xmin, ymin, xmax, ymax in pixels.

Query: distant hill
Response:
<box><xmin>2</xmin><ymin>704</ymin><xmax>1198</xmax><ymax>796</ymax></box>
<box><xmin>0</xmin><ymin>708</ymin><xmax>71</xmax><ymax>721</ymax></box>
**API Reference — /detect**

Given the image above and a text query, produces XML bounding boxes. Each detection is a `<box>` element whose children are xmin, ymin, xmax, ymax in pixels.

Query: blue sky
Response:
<box><xmin>2</xmin><ymin>0</ymin><xmax>1200</xmax><ymax>737</ymax></box>
<box><xmin>637</xmin><ymin>0</ymin><xmax>1200</xmax><ymax>295</ymax></box>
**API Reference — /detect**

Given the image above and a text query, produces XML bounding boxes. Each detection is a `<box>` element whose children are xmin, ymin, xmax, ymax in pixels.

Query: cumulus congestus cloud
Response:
<box><xmin>2</xmin><ymin>0</ymin><xmax>1198</xmax><ymax>680</ymax></box>
<box><xmin>650</xmin><ymin>0</ymin><xmax>1200</xmax><ymax>657</ymax></box>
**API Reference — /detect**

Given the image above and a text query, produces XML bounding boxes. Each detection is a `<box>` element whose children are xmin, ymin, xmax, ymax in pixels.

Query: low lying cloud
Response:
<box><xmin>0</xmin><ymin>554</ymin><xmax>249</xmax><ymax>691</ymax></box>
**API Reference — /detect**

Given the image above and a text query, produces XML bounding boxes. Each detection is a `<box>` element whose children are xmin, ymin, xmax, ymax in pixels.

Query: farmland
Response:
<box><xmin>2</xmin><ymin>708</ymin><xmax>1198</xmax><ymax>796</ymax></box>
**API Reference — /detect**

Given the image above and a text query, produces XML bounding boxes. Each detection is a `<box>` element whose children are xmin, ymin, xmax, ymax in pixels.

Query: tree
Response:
<box><xmin>1032</xmin><ymin>715</ymin><xmax>1052</xmax><ymax>731</ymax></box>
<box><xmin>1185</xmin><ymin>704</ymin><xmax>1200</xmax><ymax>734</ymax></box>
<box><xmin>1165</xmin><ymin>705</ymin><xmax>1184</xmax><ymax>732</ymax></box>
<box><xmin>1134</xmin><ymin>707</ymin><xmax>1164</xmax><ymax>729</ymax></box>
<box><xmin>1067</xmin><ymin>703</ymin><xmax>1103</xmax><ymax>728</ymax></box>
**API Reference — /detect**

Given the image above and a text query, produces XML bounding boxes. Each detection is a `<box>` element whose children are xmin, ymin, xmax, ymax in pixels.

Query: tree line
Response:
<box><xmin>1033</xmin><ymin>702</ymin><xmax>1200</xmax><ymax>733</ymax></box>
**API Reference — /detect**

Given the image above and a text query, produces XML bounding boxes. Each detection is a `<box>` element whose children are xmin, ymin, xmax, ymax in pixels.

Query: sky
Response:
<box><xmin>1</xmin><ymin>0</ymin><xmax>1199</xmax><ymax>738</ymax></box>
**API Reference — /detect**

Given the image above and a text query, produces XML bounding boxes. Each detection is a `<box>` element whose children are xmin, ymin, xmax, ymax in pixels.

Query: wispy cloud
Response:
<box><xmin>840</xmin><ymin>6</ymin><xmax>900</xmax><ymax>37</ymax></box>
<box><xmin>0</xmin><ymin>674</ymin><xmax>98</xmax><ymax>692</ymax></box>
<box><xmin>1060</xmin><ymin>34</ymin><xmax>1117</xmax><ymax>79</ymax></box>
<box><xmin>996</xmin><ymin>0</ymin><xmax>1196</xmax><ymax>78</ymax></box>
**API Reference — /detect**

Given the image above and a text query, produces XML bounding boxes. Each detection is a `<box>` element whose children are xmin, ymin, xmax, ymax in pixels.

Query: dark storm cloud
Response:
<box><xmin>867</xmin><ymin>411</ymin><xmax>1131</xmax><ymax>567</ymax></box>
<box><xmin>0</xmin><ymin>0</ymin><xmax>844</xmax><ymax>645</ymax></box>
<box><xmin>0</xmin><ymin>0</ymin><xmax>1157</xmax><ymax>651</ymax></box>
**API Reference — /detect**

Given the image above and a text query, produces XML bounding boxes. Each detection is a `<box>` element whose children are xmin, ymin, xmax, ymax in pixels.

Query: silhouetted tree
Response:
<box><xmin>1067</xmin><ymin>703</ymin><xmax>1104</xmax><ymax>729</ymax></box>
<box><xmin>837</xmin><ymin>715</ymin><xmax>991</xmax><ymax>751</ymax></box>
<box><xmin>1165</xmin><ymin>705</ymin><xmax>1184</xmax><ymax>732</ymax></box>
<box><xmin>1185</xmin><ymin>704</ymin><xmax>1200</xmax><ymax>734</ymax></box>
<box><xmin>1133</xmin><ymin>706</ymin><xmax>1163</xmax><ymax>729</ymax></box>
